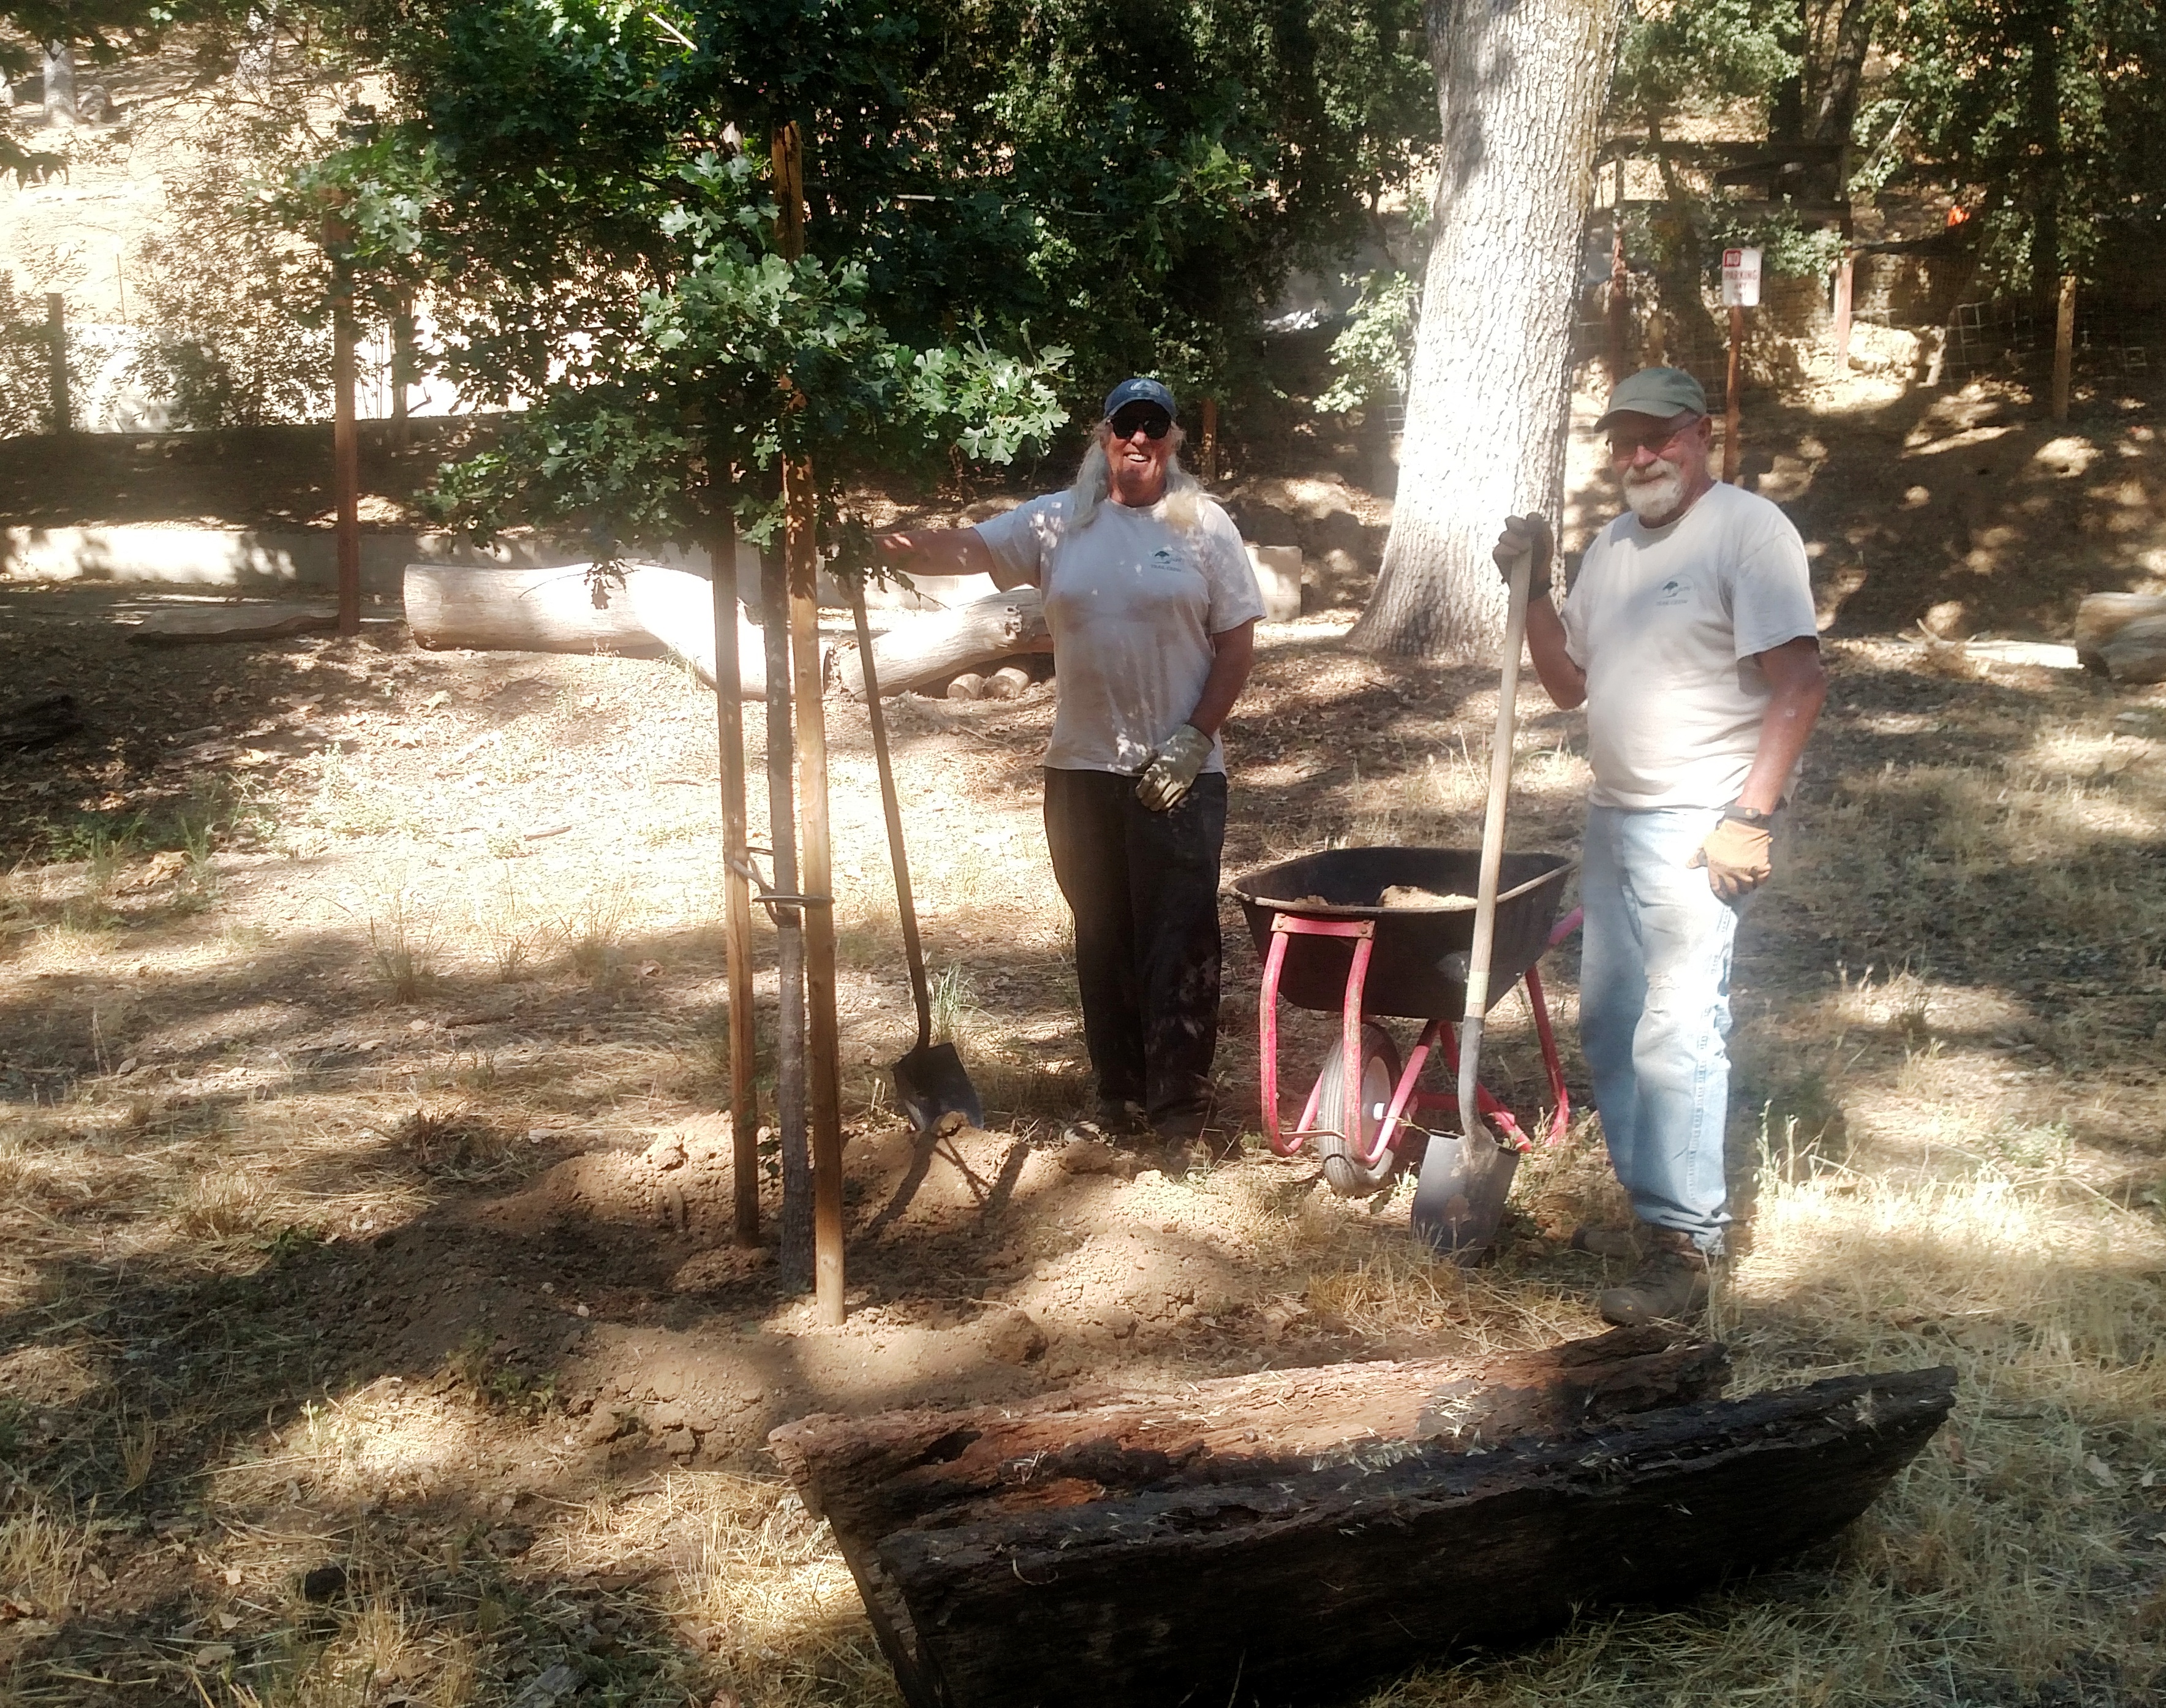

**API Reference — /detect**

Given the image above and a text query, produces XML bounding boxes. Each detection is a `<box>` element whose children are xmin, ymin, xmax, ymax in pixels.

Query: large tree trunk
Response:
<box><xmin>41</xmin><ymin>42</ymin><xmax>75</xmax><ymax>125</ymax></box>
<box><xmin>1349</xmin><ymin>0</ymin><xmax>1624</xmax><ymax>657</ymax></box>
<box><xmin>1810</xmin><ymin>0</ymin><xmax>1877</xmax><ymax>145</ymax></box>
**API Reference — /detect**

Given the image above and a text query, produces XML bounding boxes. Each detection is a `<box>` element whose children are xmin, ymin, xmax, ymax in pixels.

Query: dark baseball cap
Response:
<box><xmin>1103</xmin><ymin>376</ymin><xmax>1177</xmax><ymax>420</ymax></box>
<box><xmin>1594</xmin><ymin>366</ymin><xmax>1708</xmax><ymax>429</ymax></box>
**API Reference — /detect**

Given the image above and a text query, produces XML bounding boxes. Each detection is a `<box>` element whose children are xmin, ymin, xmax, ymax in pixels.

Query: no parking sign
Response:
<box><xmin>1721</xmin><ymin>246</ymin><xmax>1762</xmax><ymax>308</ymax></box>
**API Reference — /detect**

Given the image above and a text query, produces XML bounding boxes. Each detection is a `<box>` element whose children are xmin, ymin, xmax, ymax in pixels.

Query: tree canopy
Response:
<box><xmin>290</xmin><ymin>0</ymin><xmax>1432</xmax><ymax>555</ymax></box>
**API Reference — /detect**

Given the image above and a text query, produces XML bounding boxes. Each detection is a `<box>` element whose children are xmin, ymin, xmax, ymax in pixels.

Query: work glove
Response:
<box><xmin>1137</xmin><ymin>724</ymin><xmax>1212</xmax><ymax>812</ymax></box>
<box><xmin>1688</xmin><ymin>817</ymin><xmax>1773</xmax><ymax>899</ymax></box>
<box><xmin>1492</xmin><ymin>513</ymin><xmax>1556</xmax><ymax>597</ymax></box>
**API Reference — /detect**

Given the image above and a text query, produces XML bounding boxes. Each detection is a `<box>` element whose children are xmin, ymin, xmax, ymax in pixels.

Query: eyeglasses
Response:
<box><xmin>1108</xmin><ymin>405</ymin><xmax>1172</xmax><ymax>441</ymax></box>
<box><xmin>1606</xmin><ymin>415</ymin><xmax>1702</xmax><ymax>458</ymax></box>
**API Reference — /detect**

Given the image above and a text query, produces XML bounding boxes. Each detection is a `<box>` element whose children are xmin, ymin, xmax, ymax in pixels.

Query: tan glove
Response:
<box><xmin>1688</xmin><ymin>817</ymin><xmax>1773</xmax><ymax>899</ymax></box>
<box><xmin>1492</xmin><ymin>513</ymin><xmax>1556</xmax><ymax>597</ymax></box>
<box><xmin>1137</xmin><ymin>724</ymin><xmax>1212</xmax><ymax>812</ymax></box>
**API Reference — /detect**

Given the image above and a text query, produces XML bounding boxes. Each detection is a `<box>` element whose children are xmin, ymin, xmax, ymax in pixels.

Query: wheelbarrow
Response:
<box><xmin>1230</xmin><ymin>847</ymin><xmax>1582</xmax><ymax>1205</ymax></box>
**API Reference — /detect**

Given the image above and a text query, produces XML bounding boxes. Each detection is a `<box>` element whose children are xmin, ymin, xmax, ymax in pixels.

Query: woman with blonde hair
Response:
<box><xmin>878</xmin><ymin>377</ymin><xmax>1263</xmax><ymax>1165</ymax></box>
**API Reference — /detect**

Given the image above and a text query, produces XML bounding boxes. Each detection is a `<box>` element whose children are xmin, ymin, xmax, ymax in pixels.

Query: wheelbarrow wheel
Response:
<box><xmin>1313</xmin><ymin>1022</ymin><xmax>1403</xmax><ymax>1197</ymax></box>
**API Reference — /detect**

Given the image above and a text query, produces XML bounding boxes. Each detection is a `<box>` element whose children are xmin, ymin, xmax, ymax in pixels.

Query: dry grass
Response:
<box><xmin>0</xmin><ymin>1503</ymin><xmax>85</xmax><ymax>1619</ymax></box>
<box><xmin>0</xmin><ymin>597</ymin><xmax>2160</xmax><ymax>1708</ymax></box>
<box><xmin>358</xmin><ymin>869</ymin><xmax>442</xmax><ymax>1003</ymax></box>
<box><xmin>661</xmin><ymin>1475</ymin><xmax>898</xmax><ymax>1705</ymax></box>
<box><xmin>1349</xmin><ymin>1146</ymin><xmax>2166</xmax><ymax>1707</ymax></box>
<box><xmin>177</xmin><ymin>1165</ymin><xmax>277</xmax><ymax>1241</ymax></box>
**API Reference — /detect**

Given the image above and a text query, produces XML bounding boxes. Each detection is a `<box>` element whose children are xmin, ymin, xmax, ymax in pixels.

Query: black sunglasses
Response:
<box><xmin>1108</xmin><ymin>404</ymin><xmax>1172</xmax><ymax>440</ymax></box>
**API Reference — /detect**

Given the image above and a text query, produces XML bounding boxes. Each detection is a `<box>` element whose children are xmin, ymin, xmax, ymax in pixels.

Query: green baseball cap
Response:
<box><xmin>1594</xmin><ymin>366</ymin><xmax>1708</xmax><ymax>429</ymax></box>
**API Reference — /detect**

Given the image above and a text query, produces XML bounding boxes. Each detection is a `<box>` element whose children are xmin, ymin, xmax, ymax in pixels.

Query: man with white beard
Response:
<box><xmin>1498</xmin><ymin>366</ymin><xmax>1826</xmax><ymax>1324</ymax></box>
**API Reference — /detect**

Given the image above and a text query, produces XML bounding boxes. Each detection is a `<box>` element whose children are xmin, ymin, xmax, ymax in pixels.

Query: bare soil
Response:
<box><xmin>2</xmin><ymin>374</ymin><xmax>2165</xmax><ymax>1706</ymax></box>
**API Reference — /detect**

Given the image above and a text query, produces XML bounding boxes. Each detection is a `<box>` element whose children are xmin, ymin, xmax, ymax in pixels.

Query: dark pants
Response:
<box><xmin>1043</xmin><ymin>766</ymin><xmax>1227</xmax><ymax>1135</ymax></box>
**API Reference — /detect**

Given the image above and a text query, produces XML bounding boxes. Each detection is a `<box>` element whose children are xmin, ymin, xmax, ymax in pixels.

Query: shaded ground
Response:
<box><xmin>2</xmin><ymin>376</ymin><xmax>2165</xmax><ymax>1706</ymax></box>
<box><xmin>0</xmin><ymin>420</ymin><xmax>497</xmax><ymax>534</ymax></box>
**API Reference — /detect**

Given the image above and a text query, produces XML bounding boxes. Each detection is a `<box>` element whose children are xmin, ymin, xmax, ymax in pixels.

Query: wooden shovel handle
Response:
<box><xmin>1458</xmin><ymin>538</ymin><xmax>1535</xmax><ymax>1133</ymax></box>
<box><xmin>850</xmin><ymin>583</ymin><xmax>934</xmax><ymax>1049</ymax></box>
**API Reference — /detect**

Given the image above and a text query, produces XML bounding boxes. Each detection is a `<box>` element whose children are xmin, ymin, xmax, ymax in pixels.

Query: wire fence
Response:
<box><xmin>1940</xmin><ymin>298</ymin><xmax>2160</xmax><ymax>384</ymax></box>
<box><xmin>1570</xmin><ymin>265</ymin><xmax>2165</xmax><ymax>400</ymax></box>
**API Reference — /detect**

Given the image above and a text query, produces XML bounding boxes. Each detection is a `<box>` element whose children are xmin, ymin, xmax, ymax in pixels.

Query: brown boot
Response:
<box><xmin>1598</xmin><ymin>1229</ymin><xmax>1712</xmax><ymax>1326</ymax></box>
<box><xmin>1570</xmin><ymin>1223</ymin><xmax>1643</xmax><ymax>1261</ymax></box>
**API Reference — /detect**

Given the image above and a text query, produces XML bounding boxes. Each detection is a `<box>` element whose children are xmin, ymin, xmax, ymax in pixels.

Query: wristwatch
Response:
<box><xmin>1722</xmin><ymin>803</ymin><xmax>1776</xmax><ymax>827</ymax></box>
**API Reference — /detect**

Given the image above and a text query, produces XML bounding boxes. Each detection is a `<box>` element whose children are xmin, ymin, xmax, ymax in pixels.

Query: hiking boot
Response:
<box><xmin>1571</xmin><ymin>1223</ymin><xmax>1643</xmax><ymax>1261</ymax></box>
<box><xmin>1597</xmin><ymin>1229</ymin><xmax>1712</xmax><ymax>1326</ymax></box>
<box><xmin>1095</xmin><ymin>1097</ymin><xmax>1146</xmax><ymax>1139</ymax></box>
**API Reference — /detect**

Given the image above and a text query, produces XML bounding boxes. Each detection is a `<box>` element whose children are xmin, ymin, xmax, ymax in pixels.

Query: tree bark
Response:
<box><xmin>1350</xmin><ymin>0</ymin><xmax>1625</xmax><ymax>657</ymax></box>
<box><xmin>2074</xmin><ymin>593</ymin><xmax>2166</xmax><ymax>683</ymax></box>
<box><xmin>41</xmin><ymin>43</ymin><xmax>74</xmax><ymax>126</ymax></box>
<box><xmin>2026</xmin><ymin>10</ymin><xmax>2062</xmax><ymax>320</ymax></box>
<box><xmin>763</xmin><ymin>548</ymin><xmax>813</xmax><ymax>1288</ymax></box>
<box><xmin>1809</xmin><ymin>0</ymin><xmax>1877</xmax><ymax>146</ymax></box>
<box><xmin>772</xmin><ymin>1339</ymin><xmax>1953</xmax><ymax>1708</ymax></box>
<box><xmin>836</xmin><ymin>587</ymin><xmax>1052</xmax><ymax>698</ymax></box>
<box><xmin>775</xmin><ymin>1327</ymin><xmax>1726</xmax><ymax>1707</ymax></box>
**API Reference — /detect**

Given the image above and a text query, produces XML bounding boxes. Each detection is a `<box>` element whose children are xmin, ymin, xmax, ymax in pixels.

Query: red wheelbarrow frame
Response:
<box><xmin>1258</xmin><ymin>906</ymin><xmax>1585</xmax><ymax>1171</ymax></box>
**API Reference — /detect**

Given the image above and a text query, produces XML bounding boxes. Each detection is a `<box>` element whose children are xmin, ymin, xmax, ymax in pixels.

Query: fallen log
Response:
<box><xmin>404</xmin><ymin>562</ymin><xmax>785</xmax><ymax>694</ymax></box>
<box><xmin>771</xmin><ymin>1332</ymin><xmax>1953</xmax><ymax>1708</ymax></box>
<box><xmin>982</xmin><ymin>664</ymin><xmax>1032</xmax><ymax>701</ymax></box>
<box><xmin>0</xmin><ymin>693</ymin><xmax>83</xmax><ymax>752</ymax></box>
<box><xmin>774</xmin><ymin>1328</ymin><xmax>1728</xmax><ymax>1705</ymax></box>
<box><xmin>2073</xmin><ymin>592</ymin><xmax>2166</xmax><ymax>684</ymax></box>
<box><xmin>622</xmin><ymin>566</ymin><xmax>771</xmax><ymax>698</ymax></box>
<box><xmin>838</xmin><ymin>587</ymin><xmax>1052</xmax><ymax>698</ymax></box>
<box><xmin>126</xmin><ymin>602</ymin><xmax>341</xmax><ymax>644</ymax></box>
<box><xmin>405</xmin><ymin>564</ymin><xmax>663</xmax><ymax>656</ymax></box>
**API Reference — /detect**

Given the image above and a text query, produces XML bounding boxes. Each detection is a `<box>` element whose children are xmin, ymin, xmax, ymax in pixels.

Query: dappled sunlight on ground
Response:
<box><xmin>4</xmin><ymin>509</ymin><xmax>2166</xmax><ymax>1701</ymax></box>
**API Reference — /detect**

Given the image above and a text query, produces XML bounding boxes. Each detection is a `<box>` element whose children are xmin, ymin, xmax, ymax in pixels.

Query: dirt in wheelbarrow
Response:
<box><xmin>4</xmin><ymin>376</ymin><xmax>2166</xmax><ymax>1708</ymax></box>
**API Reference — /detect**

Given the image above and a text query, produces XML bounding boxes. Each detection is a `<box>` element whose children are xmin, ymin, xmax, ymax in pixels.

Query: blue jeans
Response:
<box><xmin>1579</xmin><ymin>806</ymin><xmax>1739</xmax><ymax>1254</ymax></box>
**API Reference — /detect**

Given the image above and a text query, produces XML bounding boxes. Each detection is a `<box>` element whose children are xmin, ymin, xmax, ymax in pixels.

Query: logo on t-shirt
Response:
<box><xmin>1150</xmin><ymin>545</ymin><xmax>1185</xmax><ymax>572</ymax></box>
<box><xmin>1655</xmin><ymin>577</ymin><xmax>1689</xmax><ymax>606</ymax></box>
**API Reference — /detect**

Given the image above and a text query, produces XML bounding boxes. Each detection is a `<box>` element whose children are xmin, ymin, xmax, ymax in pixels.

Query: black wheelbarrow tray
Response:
<box><xmin>1228</xmin><ymin>847</ymin><xmax>1580</xmax><ymax>1194</ymax></box>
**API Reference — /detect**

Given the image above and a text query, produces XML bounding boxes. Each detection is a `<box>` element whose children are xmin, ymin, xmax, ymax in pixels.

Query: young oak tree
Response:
<box><xmin>295</xmin><ymin>0</ymin><xmax>1433</xmax><ymax>1274</ymax></box>
<box><xmin>1349</xmin><ymin>0</ymin><xmax>1625</xmax><ymax>658</ymax></box>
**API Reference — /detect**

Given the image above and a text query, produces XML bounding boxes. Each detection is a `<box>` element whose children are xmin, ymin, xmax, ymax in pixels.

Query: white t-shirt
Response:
<box><xmin>1562</xmin><ymin>482</ymin><xmax>1819</xmax><ymax>810</ymax></box>
<box><xmin>973</xmin><ymin>489</ymin><xmax>1264</xmax><ymax>774</ymax></box>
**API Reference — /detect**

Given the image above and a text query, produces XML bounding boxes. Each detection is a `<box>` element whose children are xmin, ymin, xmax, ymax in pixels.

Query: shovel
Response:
<box><xmin>1411</xmin><ymin>523</ymin><xmax>1538</xmax><ymax>1261</ymax></box>
<box><xmin>849</xmin><ymin>581</ymin><xmax>986</xmax><ymax>1134</ymax></box>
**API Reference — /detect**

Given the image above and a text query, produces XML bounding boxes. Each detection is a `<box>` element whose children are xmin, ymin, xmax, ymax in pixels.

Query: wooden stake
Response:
<box><xmin>2051</xmin><ymin>274</ymin><xmax>2076</xmax><ymax>422</ymax></box>
<box><xmin>771</xmin><ymin>116</ymin><xmax>847</xmax><ymax>1325</ymax></box>
<box><xmin>762</xmin><ymin>550</ymin><xmax>812</xmax><ymax>1283</ymax></box>
<box><xmin>328</xmin><ymin>243</ymin><xmax>362</xmax><ymax>636</ymax></box>
<box><xmin>43</xmin><ymin>293</ymin><xmax>68</xmax><ymax>435</ymax></box>
<box><xmin>390</xmin><ymin>295</ymin><xmax>415</xmax><ymax>452</ymax></box>
<box><xmin>708</xmin><ymin>478</ymin><xmax>760</xmax><ymax>1245</ymax></box>
<box><xmin>1199</xmin><ymin>398</ymin><xmax>1219</xmax><ymax>484</ymax></box>
<box><xmin>1832</xmin><ymin>252</ymin><xmax>1855</xmax><ymax>374</ymax></box>
<box><xmin>786</xmin><ymin>458</ymin><xmax>846</xmax><ymax>1326</ymax></box>
<box><xmin>1723</xmin><ymin>304</ymin><xmax>1744</xmax><ymax>485</ymax></box>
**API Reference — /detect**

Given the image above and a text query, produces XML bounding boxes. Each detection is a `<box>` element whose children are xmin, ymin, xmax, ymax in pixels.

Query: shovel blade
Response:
<box><xmin>1409</xmin><ymin>1127</ymin><xmax>1521</xmax><ymax>1263</ymax></box>
<box><xmin>892</xmin><ymin>1041</ymin><xmax>984</xmax><ymax>1135</ymax></box>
